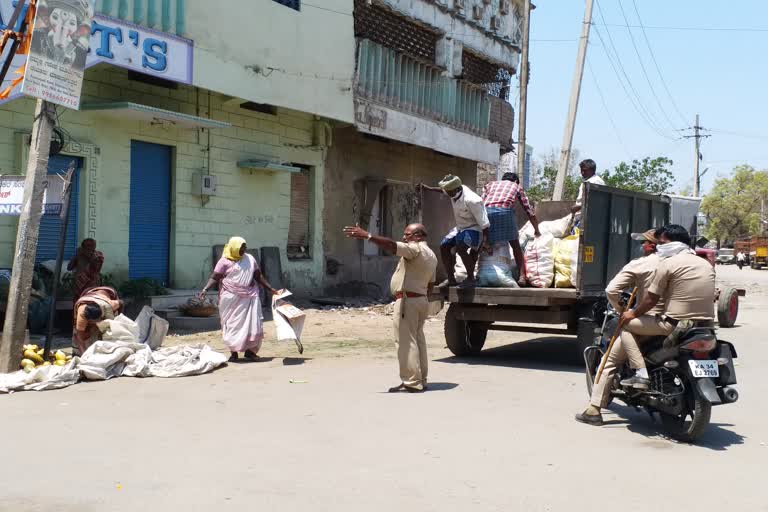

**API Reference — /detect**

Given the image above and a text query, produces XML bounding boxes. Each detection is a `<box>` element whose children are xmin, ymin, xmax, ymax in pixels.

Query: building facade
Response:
<box><xmin>323</xmin><ymin>0</ymin><xmax>521</xmax><ymax>294</ymax></box>
<box><xmin>0</xmin><ymin>0</ymin><xmax>354</xmax><ymax>293</ymax></box>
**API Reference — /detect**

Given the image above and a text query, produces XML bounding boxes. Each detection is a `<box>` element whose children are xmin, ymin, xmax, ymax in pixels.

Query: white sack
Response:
<box><xmin>0</xmin><ymin>360</ymin><xmax>80</xmax><ymax>393</ymax></box>
<box><xmin>272</xmin><ymin>290</ymin><xmax>305</xmax><ymax>354</ymax></box>
<box><xmin>477</xmin><ymin>242</ymin><xmax>518</xmax><ymax>287</ymax></box>
<box><xmin>98</xmin><ymin>314</ymin><xmax>140</xmax><ymax>343</ymax></box>
<box><xmin>519</xmin><ymin>214</ymin><xmax>574</xmax><ymax>245</ymax></box>
<box><xmin>135</xmin><ymin>306</ymin><xmax>169</xmax><ymax>350</ymax></box>
<box><xmin>525</xmin><ymin>232</ymin><xmax>555</xmax><ymax>288</ymax></box>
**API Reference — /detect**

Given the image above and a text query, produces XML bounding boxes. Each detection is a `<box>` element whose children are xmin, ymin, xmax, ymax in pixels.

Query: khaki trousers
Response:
<box><xmin>590</xmin><ymin>315</ymin><xmax>674</xmax><ymax>408</ymax></box>
<box><xmin>393</xmin><ymin>296</ymin><xmax>429</xmax><ymax>390</ymax></box>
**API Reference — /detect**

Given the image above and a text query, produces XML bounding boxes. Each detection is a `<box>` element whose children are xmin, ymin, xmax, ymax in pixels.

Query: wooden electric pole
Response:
<box><xmin>553</xmin><ymin>0</ymin><xmax>594</xmax><ymax>200</ymax></box>
<box><xmin>0</xmin><ymin>99</ymin><xmax>56</xmax><ymax>373</ymax></box>
<box><xmin>516</xmin><ymin>0</ymin><xmax>532</xmax><ymax>181</ymax></box>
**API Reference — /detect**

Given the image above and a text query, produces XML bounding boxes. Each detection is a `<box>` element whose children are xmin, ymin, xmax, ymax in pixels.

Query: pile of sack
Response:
<box><xmin>519</xmin><ymin>215</ymin><xmax>580</xmax><ymax>289</ymax></box>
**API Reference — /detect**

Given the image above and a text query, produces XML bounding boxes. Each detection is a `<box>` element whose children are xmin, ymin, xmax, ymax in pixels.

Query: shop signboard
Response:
<box><xmin>0</xmin><ymin>1</ymin><xmax>193</xmax><ymax>104</ymax></box>
<box><xmin>0</xmin><ymin>175</ymin><xmax>65</xmax><ymax>216</ymax></box>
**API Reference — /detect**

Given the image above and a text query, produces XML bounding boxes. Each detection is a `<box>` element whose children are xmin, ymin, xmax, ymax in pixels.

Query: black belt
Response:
<box><xmin>661</xmin><ymin>316</ymin><xmax>714</xmax><ymax>328</ymax></box>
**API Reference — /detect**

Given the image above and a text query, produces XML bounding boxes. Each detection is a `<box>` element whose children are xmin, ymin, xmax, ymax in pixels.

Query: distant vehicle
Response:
<box><xmin>716</xmin><ymin>248</ymin><xmax>735</xmax><ymax>265</ymax></box>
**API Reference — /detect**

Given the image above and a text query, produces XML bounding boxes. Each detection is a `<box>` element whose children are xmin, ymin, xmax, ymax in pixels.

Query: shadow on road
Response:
<box><xmin>426</xmin><ymin>382</ymin><xmax>459</xmax><ymax>392</ymax></box>
<box><xmin>436</xmin><ymin>336</ymin><xmax>584</xmax><ymax>373</ymax></box>
<box><xmin>283</xmin><ymin>357</ymin><xmax>311</xmax><ymax>366</ymax></box>
<box><xmin>608</xmin><ymin>404</ymin><xmax>746</xmax><ymax>450</ymax></box>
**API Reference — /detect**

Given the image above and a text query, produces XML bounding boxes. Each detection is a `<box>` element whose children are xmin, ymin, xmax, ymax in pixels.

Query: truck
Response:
<box><xmin>434</xmin><ymin>184</ymin><xmax>741</xmax><ymax>357</ymax></box>
<box><xmin>749</xmin><ymin>237</ymin><xmax>768</xmax><ymax>269</ymax></box>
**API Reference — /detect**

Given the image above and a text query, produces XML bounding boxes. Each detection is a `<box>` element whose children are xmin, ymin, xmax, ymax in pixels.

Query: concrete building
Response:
<box><xmin>323</xmin><ymin>0</ymin><xmax>521</xmax><ymax>294</ymax></box>
<box><xmin>0</xmin><ymin>0</ymin><xmax>354</xmax><ymax>294</ymax></box>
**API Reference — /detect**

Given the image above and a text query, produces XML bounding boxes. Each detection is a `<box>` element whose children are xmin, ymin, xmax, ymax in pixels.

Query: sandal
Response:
<box><xmin>244</xmin><ymin>350</ymin><xmax>260</xmax><ymax>361</ymax></box>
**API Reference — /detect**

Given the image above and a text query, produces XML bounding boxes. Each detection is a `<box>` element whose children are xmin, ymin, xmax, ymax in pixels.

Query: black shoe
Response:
<box><xmin>229</xmin><ymin>352</ymin><xmax>239</xmax><ymax>362</ymax></box>
<box><xmin>244</xmin><ymin>350</ymin><xmax>259</xmax><ymax>361</ymax></box>
<box><xmin>388</xmin><ymin>384</ymin><xmax>423</xmax><ymax>393</ymax></box>
<box><xmin>620</xmin><ymin>375</ymin><xmax>650</xmax><ymax>389</ymax></box>
<box><xmin>575</xmin><ymin>411</ymin><xmax>604</xmax><ymax>426</ymax></box>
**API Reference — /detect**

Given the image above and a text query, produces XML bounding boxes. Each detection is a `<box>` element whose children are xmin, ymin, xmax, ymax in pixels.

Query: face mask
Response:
<box><xmin>657</xmin><ymin>241</ymin><xmax>692</xmax><ymax>259</ymax></box>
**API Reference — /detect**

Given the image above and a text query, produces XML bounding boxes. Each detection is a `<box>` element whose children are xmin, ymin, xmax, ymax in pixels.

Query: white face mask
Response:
<box><xmin>657</xmin><ymin>241</ymin><xmax>693</xmax><ymax>259</ymax></box>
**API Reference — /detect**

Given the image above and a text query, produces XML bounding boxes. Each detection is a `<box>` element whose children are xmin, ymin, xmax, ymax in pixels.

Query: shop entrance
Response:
<box><xmin>129</xmin><ymin>141</ymin><xmax>172</xmax><ymax>285</ymax></box>
<box><xmin>36</xmin><ymin>155</ymin><xmax>83</xmax><ymax>263</ymax></box>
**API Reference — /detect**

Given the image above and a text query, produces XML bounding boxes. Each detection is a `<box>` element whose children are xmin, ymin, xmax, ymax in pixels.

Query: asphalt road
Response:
<box><xmin>1</xmin><ymin>265</ymin><xmax>766</xmax><ymax>511</ymax></box>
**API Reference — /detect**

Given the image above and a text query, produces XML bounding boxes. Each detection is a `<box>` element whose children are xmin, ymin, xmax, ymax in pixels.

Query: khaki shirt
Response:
<box><xmin>390</xmin><ymin>241</ymin><xmax>438</xmax><ymax>296</ymax></box>
<box><xmin>605</xmin><ymin>253</ymin><xmax>665</xmax><ymax>315</ymax></box>
<box><xmin>649</xmin><ymin>252</ymin><xmax>715</xmax><ymax>320</ymax></box>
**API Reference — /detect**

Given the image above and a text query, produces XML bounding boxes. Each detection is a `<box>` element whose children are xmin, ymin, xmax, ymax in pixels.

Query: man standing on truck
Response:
<box><xmin>570</xmin><ymin>159</ymin><xmax>605</xmax><ymax>220</ymax></box>
<box><xmin>481</xmin><ymin>172</ymin><xmax>541</xmax><ymax>286</ymax></box>
<box><xmin>343</xmin><ymin>223</ymin><xmax>437</xmax><ymax>393</ymax></box>
<box><xmin>575</xmin><ymin>225</ymin><xmax>715</xmax><ymax>426</ymax></box>
<box><xmin>420</xmin><ymin>175</ymin><xmax>491</xmax><ymax>288</ymax></box>
<box><xmin>575</xmin><ymin>228</ymin><xmax>664</xmax><ymax>425</ymax></box>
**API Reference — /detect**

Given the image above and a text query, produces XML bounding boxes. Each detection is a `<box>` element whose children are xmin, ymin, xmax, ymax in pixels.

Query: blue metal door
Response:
<box><xmin>129</xmin><ymin>141</ymin><xmax>171</xmax><ymax>284</ymax></box>
<box><xmin>36</xmin><ymin>156</ymin><xmax>82</xmax><ymax>263</ymax></box>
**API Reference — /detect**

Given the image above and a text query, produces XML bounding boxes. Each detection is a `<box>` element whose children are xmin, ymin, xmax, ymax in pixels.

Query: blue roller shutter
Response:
<box><xmin>129</xmin><ymin>141</ymin><xmax>171</xmax><ymax>285</ymax></box>
<box><xmin>36</xmin><ymin>156</ymin><xmax>82</xmax><ymax>263</ymax></box>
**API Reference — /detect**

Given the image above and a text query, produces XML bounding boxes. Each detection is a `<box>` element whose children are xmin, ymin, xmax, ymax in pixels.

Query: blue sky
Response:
<box><xmin>524</xmin><ymin>0</ymin><xmax>768</xmax><ymax>193</ymax></box>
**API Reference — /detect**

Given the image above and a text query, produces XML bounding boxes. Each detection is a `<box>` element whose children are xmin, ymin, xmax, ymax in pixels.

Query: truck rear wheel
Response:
<box><xmin>444</xmin><ymin>304</ymin><xmax>488</xmax><ymax>356</ymax></box>
<box><xmin>717</xmin><ymin>288</ymin><xmax>739</xmax><ymax>328</ymax></box>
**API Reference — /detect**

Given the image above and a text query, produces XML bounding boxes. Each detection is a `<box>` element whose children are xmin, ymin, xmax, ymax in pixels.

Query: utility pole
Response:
<box><xmin>516</xmin><ymin>0</ymin><xmax>531</xmax><ymax>181</ymax></box>
<box><xmin>683</xmin><ymin>114</ymin><xmax>710</xmax><ymax>197</ymax></box>
<box><xmin>0</xmin><ymin>99</ymin><xmax>56</xmax><ymax>373</ymax></box>
<box><xmin>553</xmin><ymin>0</ymin><xmax>594</xmax><ymax>200</ymax></box>
<box><xmin>693</xmin><ymin>114</ymin><xmax>701</xmax><ymax>197</ymax></box>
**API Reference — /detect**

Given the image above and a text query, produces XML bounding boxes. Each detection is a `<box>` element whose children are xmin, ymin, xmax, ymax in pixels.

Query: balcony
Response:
<box><xmin>95</xmin><ymin>0</ymin><xmax>186</xmax><ymax>35</ymax></box>
<box><xmin>355</xmin><ymin>39</ymin><xmax>491</xmax><ymax>138</ymax></box>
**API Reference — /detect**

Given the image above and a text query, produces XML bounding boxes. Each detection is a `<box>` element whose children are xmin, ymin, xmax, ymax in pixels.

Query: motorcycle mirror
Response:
<box><xmin>695</xmin><ymin>236</ymin><xmax>709</xmax><ymax>248</ymax></box>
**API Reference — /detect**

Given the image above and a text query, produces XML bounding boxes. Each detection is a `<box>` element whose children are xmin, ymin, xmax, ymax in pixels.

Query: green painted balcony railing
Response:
<box><xmin>96</xmin><ymin>0</ymin><xmax>186</xmax><ymax>35</ymax></box>
<box><xmin>356</xmin><ymin>39</ymin><xmax>491</xmax><ymax>138</ymax></box>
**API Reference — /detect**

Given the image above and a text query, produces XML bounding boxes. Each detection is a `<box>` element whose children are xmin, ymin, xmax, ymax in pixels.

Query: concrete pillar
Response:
<box><xmin>436</xmin><ymin>36</ymin><xmax>463</xmax><ymax>77</ymax></box>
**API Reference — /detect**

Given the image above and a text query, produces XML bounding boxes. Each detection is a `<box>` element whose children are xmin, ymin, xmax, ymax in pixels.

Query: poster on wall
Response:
<box><xmin>21</xmin><ymin>0</ymin><xmax>95</xmax><ymax>110</ymax></box>
<box><xmin>0</xmin><ymin>175</ymin><xmax>65</xmax><ymax>216</ymax></box>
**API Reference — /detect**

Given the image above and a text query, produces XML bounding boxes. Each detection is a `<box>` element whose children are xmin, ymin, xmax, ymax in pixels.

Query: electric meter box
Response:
<box><xmin>192</xmin><ymin>173</ymin><xmax>217</xmax><ymax>196</ymax></box>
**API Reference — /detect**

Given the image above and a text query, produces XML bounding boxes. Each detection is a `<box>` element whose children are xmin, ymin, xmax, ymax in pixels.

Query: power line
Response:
<box><xmin>591</xmin><ymin>23</ymin><xmax>673</xmax><ymax>140</ymax></box>
<box><xmin>706</xmin><ymin>129</ymin><xmax>768</xmax><ymax>140</ymax></box>
<box><xmin>593</xmin><ymin>22</ymin><xmax>768</xmax><ymax>33</ymax></box>
<box><xmin>586</xmin><ymin>57</ymin><xmax>630</xmax><ymax>155</ymax></box>
<box><xmin>616</xmin><ymin>0</ymin><xmax>678</xmax><ymax>131</ymax></box>
<box><xmin>302</xmin><ymin>3</ymin><xmax>352</xmax><ymax>17</ymax></box>
<box><xmin>593</xmin><ymin>1</ymin><xmax>673</xmax><ymax>139</ymax></box>
<box><xmin>630</xmin><ymin>0</ymin><xmax>688</xmax><ymax>125</ymax></box>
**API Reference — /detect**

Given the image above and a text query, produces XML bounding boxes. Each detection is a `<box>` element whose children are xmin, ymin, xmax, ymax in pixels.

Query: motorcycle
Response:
<box><xmin>584</xmin><ymin>296</ymin><xmax>739</xmax><ymax>442</ymax></box>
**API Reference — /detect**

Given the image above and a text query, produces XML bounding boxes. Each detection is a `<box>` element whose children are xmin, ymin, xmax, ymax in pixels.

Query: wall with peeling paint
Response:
<box><xmin>323</xmin><ymin>127</ymin><xmax>477</xmax><ymax>297</ymax></box>
<box><xmin>187</xmin><ymin>0</ymin><xmax>355</xmax><ymax>124</ymax></box>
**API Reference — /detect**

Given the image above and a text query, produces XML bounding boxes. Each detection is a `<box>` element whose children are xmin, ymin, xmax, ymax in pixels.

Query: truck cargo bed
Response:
<box><xmin>434</xmin><ymin>286</ymin><xmax>579</xmax><ymax>306</ymax></box>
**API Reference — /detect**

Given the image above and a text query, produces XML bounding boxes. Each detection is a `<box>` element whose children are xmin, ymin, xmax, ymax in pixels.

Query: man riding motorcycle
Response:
<box><xmin>576</xmin><ymin>224</ymin><xmax>716</xmax><ymax>426</ymax></box>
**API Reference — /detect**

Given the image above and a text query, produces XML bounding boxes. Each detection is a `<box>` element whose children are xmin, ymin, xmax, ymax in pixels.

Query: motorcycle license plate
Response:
<box><xmin>688</xmin><ymin>360</ymin><xmax>719</xmax><ymax>378</ymax></box>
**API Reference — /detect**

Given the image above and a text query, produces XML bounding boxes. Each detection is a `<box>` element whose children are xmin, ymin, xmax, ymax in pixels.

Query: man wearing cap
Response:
<box><xmin>576</xmin><ymin>228</ymin><xmax>665</xmax><ymax>425</ymax></box>
<box><xmin>420</xmin><ymin>175</ymin><xmax>490</xmax><ymax>287</ymax></box>
<box><xmin>343</xmin><ymin>223</ymin><xmax>437</xmax><ymax>393</ymax></box>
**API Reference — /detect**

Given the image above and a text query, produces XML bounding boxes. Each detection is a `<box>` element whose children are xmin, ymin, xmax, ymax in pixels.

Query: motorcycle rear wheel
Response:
<box><xmin>659</xmin><ymin>398</ymin><xmax>712</xmax><ymax>442</ymax></box>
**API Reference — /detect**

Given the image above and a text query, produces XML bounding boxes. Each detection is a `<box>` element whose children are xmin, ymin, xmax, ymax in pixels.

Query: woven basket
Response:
<box><xmin>179</xmin><ymin>305</ymin><xmax>218</xmax><ymax>318</ymax></box>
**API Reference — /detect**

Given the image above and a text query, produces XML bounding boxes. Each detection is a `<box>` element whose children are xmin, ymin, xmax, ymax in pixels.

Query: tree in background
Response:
<box><xmin>526</xmin><ymin>148</ymin><xmax>581</xmax><ymax>202</ymax></box>
<box><xmin>701</xmin><ymin>165</ymin><xmax>768</xmax><ymax>245</ymax></box>
<box><xmin>601</xmin><ymin>157</ymin><xmax>675</xmax><ymax>195</ymax></box>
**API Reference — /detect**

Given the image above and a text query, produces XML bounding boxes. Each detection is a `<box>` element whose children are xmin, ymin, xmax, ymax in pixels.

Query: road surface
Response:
<box><xmin>1</xmin><ymin>265</ymin><xmax>766</xmax><ymax>511</ymax></box>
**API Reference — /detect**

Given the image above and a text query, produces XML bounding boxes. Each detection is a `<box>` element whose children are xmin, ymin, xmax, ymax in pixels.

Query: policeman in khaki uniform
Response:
<box><xmin>577</xmin><ymin>225</ymin><xmax>715</xmax><ymax>426</ymax></box>
<box><xmin>344</xmin><ymin>223</ymin><xmax>438</xmax><ymax>393</ymax></box>
<box><xmin>576</xmin><ymin>228</ymin><xmax>664</xmax><ymax>425</ymax></box>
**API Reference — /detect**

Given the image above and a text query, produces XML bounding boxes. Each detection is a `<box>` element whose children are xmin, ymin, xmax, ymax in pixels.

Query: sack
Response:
<box><xmin>554</xmin><ymin>231</ymin><xmax>580</xmax><ymax>288</ymax></box>
<box><xmin>518</xmin><ymin>215</ymin><xmax>573</xmax><ymax>244</ymax></box>
<box><xmin>525</xmin><ymin>232</ymin><xmax>555</xmax><ymax>288</ymax></box>
<box><xmin>98</xmin><ymin>314</ymin><xmax>140</xmax><ymax>343</ymax></box>
<box><xmin>477</xmin><ymin>242</ymin><xmax>518</xmax><ymax>287</ymax></box>
<box><xmin>272</xmin><ymin>290</ymin><xmax>305</xmax><ymax>354</ymax></box>
<box><xmin>135</xmin><ymin>306</ymin><xmax>169</xmax><ymax>350</ymax></box>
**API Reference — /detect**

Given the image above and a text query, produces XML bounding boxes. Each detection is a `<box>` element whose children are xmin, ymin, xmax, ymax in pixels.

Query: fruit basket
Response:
<box><xmin>178</xmin><ymin>298</ymin><xmax>218</xmax><ymax>317</ymax></box>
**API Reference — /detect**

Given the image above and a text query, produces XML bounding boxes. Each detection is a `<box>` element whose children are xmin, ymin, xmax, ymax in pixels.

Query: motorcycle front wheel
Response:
<box><xmin>659</xmin><ymin>397</ymin><xmax>712</xmax><ymax>443</ymax></box>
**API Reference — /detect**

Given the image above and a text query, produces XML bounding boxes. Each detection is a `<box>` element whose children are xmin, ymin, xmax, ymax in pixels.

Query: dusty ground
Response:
<box><xmin>1</xmin><ymin>265</ymin><xmax>766</xmax><ymax>511</ymax></box>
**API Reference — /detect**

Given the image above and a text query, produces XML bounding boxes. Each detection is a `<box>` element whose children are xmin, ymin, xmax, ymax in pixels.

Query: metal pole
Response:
<box><xmin>516</xmin><ymin>0</ymin><xmax>532</xmax><ymax>181</ymax></box>
<box><xmin>693</xmin><ymin>114</ymin><xmax>701</xmax><ymax>197</ymax></box>
<box><xmin>0</xmin><ymin>100</ymin><xmax>56</xmax><ymax>373</ymax></box>
<box><xmin>43</xmin><ymin>161</ymin><xmax>77</xmax><ymax>359</ymax></box>
<box><xmin>553</xmin><ymin>0</ymin><xmax>594</xmax><ymax>200</ymax></box>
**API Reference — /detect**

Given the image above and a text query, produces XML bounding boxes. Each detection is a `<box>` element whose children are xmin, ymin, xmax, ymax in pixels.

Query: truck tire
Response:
<box><xmin>576</xmin><ymin>319</ymin><xmax>598</xmax><ymax>360</ymax></box>
<box><xmin>717</xmin><ymin>288</ymin><xmax>739</xmax><ymax>328</ymax></box>
<box><xmin>444</xmin><ymin>304</ymin><xmax>488</xmax><ymax>357</ymax></box>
